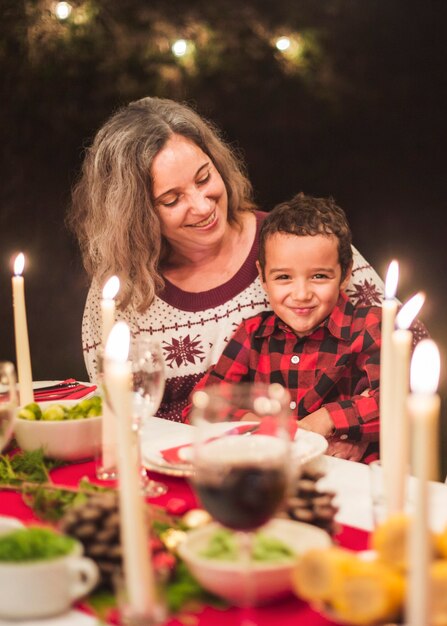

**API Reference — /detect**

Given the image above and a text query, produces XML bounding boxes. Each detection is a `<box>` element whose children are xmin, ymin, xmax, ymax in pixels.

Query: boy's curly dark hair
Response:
<box><xmin>258</xmin><ymin>192</ymin><xmax>353</xmax><ymax>280</ymax></box>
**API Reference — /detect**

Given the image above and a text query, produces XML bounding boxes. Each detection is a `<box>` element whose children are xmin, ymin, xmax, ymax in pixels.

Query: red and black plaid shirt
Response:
<box><xmin>188</xmin><ymin>293</ymin><xmax>381</xmax><ymax>444</ymax></box>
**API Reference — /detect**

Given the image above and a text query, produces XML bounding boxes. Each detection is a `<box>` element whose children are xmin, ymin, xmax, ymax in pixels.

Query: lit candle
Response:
<box><xmin>101</xmin><ymin>275</ymin><xmax>120</xmax><ymax>348</ymax></box>
<box><xmin>99</xmin><ymin>276</ymin><xmax>120</xmax><ymax>474</ymax></box>
<box><xmin>12</xmin><ymin>253</ymin><xmax>33</xmax><ymax>406</ymax></box>
<box><xmin>104</xmin><ymin>322</ymin><xmax>155</xmax><ymax>617</ymax></box>
<box><xmin>406</xmin><ymin>339</ymin><xmax>440</xmax><ymax>626</ymax></box>
<box><xmin>379</xmin><ymin>261</ymin><xmax>399</xmax><ymax>502</ymax></box>
<box><xmin>388</xmin><ymin>292</ymin><xmax>425</xmax><ymax>513</ymax></box>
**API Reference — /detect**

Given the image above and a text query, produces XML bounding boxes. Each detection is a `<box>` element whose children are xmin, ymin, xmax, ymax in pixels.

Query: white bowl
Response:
<box><xmin>14</xmin><ymin>400</ymin><xmax>102</xmax><ymax>461</ymax></box>
<box><xmin>0</xmin><ymin>516</ymin><xmax>24</xmax><ymax>536</ymax></box>
<box><xmin>177</xmin><ymin>518</ymin><xmax>332</xmax><ymax>606</ymax></box>
<box><xmin>0</xmin><ymin>535</ymin><xmax>99</xmax><ymax>620</ymax></box>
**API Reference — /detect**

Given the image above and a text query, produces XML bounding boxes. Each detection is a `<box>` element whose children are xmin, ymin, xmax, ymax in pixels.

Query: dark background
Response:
<box><xmin>1</xmin><ymin>1</ymin><xmax>447</xmax><ymax>473</ymax></box>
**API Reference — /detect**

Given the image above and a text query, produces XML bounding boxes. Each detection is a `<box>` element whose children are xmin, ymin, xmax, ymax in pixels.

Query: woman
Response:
<box><xmin>68</xmin><ymin>96</ymin><xmax>385</xmax><ymax>422</ymax></box>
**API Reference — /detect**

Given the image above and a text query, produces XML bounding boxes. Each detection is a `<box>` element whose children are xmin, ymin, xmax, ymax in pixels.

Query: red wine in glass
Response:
<box><xmin>195</xmin><ymin>443</ymin><xmax>289</xmax><ymax>531</ymax></box>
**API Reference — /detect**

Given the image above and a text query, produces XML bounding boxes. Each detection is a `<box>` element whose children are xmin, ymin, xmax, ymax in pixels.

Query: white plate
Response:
<box><xmin>141</xmin><ymin>423</ymin><xmax>328</xmax><ymax>477</ymax></box>
<box><xmin>292</xmin><ymin>429</ymin><xmax>328</xmax><ymax>464</ymax></box>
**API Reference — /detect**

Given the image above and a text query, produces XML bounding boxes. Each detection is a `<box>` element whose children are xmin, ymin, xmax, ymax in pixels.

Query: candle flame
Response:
<box><xmin>13</xmin><ymin>253</ymin><xmax>25</xmax><ymax>276</ymax></box>
<box><xmin>384</xmin><ymin>260</ymin><xmax>399</xmax><ymax>299</ymax></box>
<box><xmin>410</xmin><ymin>339</ymin><xmax>440</xmax><ymax>394</ymax></box>
<box><xmin>395</xmin><ymin>292</ymin><xmax>425</xmax><ymax>330</ymax></box>
<box><xmin>105</xmin><ymin>321</ymin><xmax>130</xmax><ymax>362</ymax></box>
<box><xmin>102</xmin><ymin>275</ymin><xmax>120</xmax><ymax>300</ymax></box>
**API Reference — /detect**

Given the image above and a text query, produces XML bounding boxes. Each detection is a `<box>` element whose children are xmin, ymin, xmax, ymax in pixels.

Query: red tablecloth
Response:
<box><xmin>0</xmin><ymin>461</ymin><xmax>369</xmax><ymax>626</ymax></box>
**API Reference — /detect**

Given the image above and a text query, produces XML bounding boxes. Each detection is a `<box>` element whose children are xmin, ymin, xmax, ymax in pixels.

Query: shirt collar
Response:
<box><xmin>255</xmin><ymin>292</ymin><xmax>353</xmax><ymax>341</ymax></box>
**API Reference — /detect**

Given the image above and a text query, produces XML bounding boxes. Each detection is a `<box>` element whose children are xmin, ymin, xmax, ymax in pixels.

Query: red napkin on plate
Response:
<box><xmin>161</xmin><ymin>423</ymin><xmax>261</xmax><ymax>465</ymax></box>
<box><xmin>160</xmin><ymin>421</ymin><xmax>298</xmax><ymax>466</ymax></box>
<box><xmin>161</xmin><ymin>443</ymin><xmax>193</xmax><ymax>465</ymax></box>
<box><xmin>33</xmin><ymin>379</ymin><xmax>97</xmax><ymax>402</ymax></box>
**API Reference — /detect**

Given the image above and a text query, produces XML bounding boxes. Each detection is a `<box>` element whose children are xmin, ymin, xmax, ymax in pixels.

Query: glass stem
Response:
<box><xmin>238</xmin><ymin>531</ymin><xmax>255</xmax><ymax>608</ymax></box>
<box><xmin>133</xmin><ymin>416</ymin><xmax>167</xmax><ymax>498</ymax></box>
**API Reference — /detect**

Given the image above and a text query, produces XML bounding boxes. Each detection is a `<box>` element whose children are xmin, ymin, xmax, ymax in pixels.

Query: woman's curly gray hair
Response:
<box><xmin>67</xmin><ymin>97</ymin><xmax>256</xmax><ymax>311</ymax></box>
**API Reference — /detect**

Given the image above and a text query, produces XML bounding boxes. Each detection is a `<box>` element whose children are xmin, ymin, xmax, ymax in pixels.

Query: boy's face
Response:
<box><xmin>257</xmin><ymin>232</ymin><xmax>351</xmax><ymax>337</ymax></box>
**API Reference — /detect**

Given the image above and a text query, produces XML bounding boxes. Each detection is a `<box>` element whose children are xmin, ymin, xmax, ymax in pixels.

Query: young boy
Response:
<box><xmin>186</xmin><ymin>193</ymin><xmax>381</xmax><ymax>462</ymax></box>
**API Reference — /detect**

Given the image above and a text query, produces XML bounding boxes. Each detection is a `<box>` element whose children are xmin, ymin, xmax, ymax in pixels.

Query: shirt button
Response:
<box><xmin>290</xmin><ymin>401</ymin><xmax>297</xmax><ymax>410</ymax></box>
<box><xmin>340</xmin><ymin>434</ymin><xmax>348</xmax><ymax>440</ymax></box>
<box><xmin>291</xmin><ymin>355</ymin><xmax>300</xmax><ymax>364</ymax></box>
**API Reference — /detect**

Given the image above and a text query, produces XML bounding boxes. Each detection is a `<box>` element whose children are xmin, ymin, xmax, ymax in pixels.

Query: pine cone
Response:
<box><xmin>282</xmin><ymin>466</ymin><xmax>340</xmax><ymax>536</ymax></box>
<box><xmin>59</xmin><ymin>492</ymin><xmax>123</xmax><ymax>589</ymax></box>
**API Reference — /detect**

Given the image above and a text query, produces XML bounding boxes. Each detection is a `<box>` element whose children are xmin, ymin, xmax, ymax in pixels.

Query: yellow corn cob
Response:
<box><xmin>291</xmin><ymin>546</ymin><xmax>355</xmax><ymax>603</ymax></box>
<box><xmin>371</xmin><ymin>512</ymin><xmax>436</xmax><ymax>573</ymax></box>
<box><xmin>431</xmin><ymin>560</ymin><xmax>447</xmax><ymax>626</ymax></box>
<box><xmin>370</xmin><ymin>512</ymin><xmax>410</xmax><ymax>571</ymax></box>
<box><xmin>331</xmin><ymin>558</ymin><xmax>405</xmax><ymax>625</ymax></box>
<box><xmin>435</xmin><ymin>525</ymin><xmax>447</xmax><ymax>559</ymax></box>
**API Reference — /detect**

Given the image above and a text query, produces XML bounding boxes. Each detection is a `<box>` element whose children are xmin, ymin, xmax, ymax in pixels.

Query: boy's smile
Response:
<box><xmin>258</xmin><ymin>232</ymin><xmax>351</xmax><ymax>337</ymax></box>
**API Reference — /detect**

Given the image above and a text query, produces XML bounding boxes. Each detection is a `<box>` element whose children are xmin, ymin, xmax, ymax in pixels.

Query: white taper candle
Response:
<box><xmin>104</xmin><ymin>322</ymin><xmax>155</xmax><ymax>616</ymax></box>
<box><xmin>101</xmin><ymin>276</ymin><xmax>120</xmax><ymax>348</ymax></box>
<box><xmin>406</xmin><ymin>339</ymin><xmax>440</xmax><ymax>626</ymax></box>
<box><xmin>379</xmin><ymin>260</ymin><xmax>398</xmax><ymax>515</ymax></box>
<box><xmin>12</xmin><ymin>253</ymin><xmax>33</xmax><ymax>406</ymax></box>
<box><xmin>388</xmin><ymin>292</ymin><xmax>425</xmax><ymax>514</ymax></box>
<box><xmin>100</xmin><ymin>276</ymin><xmax>120</xmax><ymax>470</ymax></box>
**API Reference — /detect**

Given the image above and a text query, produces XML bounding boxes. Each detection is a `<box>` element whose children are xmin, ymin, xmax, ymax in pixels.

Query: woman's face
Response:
<box><xmin>151</xmin><ymin>134</ymin><xmax>229</xmax><ymax>256</ymax></box>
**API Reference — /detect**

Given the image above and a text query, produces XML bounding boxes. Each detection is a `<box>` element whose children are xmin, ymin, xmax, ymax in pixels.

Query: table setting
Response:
<box><xmin>2</xmin><ymin>257</ymin><xmax>447</xmax><ymax>626</ymax></box>
<box><xmin>2</xmin><ymin>384</ymin><xmax>447</xmax><ymax>626</ymax></box>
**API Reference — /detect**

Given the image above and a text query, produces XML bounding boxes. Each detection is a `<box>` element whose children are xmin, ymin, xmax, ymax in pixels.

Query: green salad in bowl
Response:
<box><xmin>14</xmin><ymin>397</ymin><xmax>103</xmax><ymax>461</ymax></box>
<box><xmin>200</xmin><ymin>528</ymin><xmax>295</xmax><ymax>563</ymax></box>
<box><xmin>18</xmin><ymin>397</ymin><xmax>102</xmax><ymax>422</ymax></box>
<box><xmin>178</xmin><ymin>518</ymin><xmax>332</xmax><ymax>606</ymax></box>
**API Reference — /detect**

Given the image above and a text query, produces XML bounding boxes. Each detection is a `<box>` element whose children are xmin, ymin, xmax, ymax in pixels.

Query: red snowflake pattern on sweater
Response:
<box><xmin>346</xmin><ymin>279</ymin><xmax>383</xmax><ymax>306</ymax></box>
<box><xmin>163</xmin><ymin>335</ymin><xmax>206</xmax><ymax>368</ymax></box>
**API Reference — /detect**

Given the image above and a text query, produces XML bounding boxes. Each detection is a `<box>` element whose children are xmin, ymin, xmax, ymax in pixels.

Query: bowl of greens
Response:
<box><xmin>14</xmin><ymin>397</ymin><xmax>103</xmax><ymax>461</ymax></box>
<box><xmin>177</xmin><ymin>518</ymin><xmax>332</xmax><ymax>606</ymax></box>
<box><xmin>0</xmin><ymin>526</ymin><xmax>99</xmax><ymax>619</ymax></box>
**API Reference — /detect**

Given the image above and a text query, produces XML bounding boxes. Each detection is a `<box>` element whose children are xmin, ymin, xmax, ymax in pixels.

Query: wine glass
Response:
<box><xmin>0</xmin><ymin>362</ymin><xmax>17</xmax><ymax>453</ymax></box>
<box><xmin>190</xmin><ymin>382</ymin><xmax>292</xmax><ymax>608</ymax></box>
<box><xmin>130</xmin><ymin>337</ymin><xmax>168</xmax><ymax>497</ymax></box>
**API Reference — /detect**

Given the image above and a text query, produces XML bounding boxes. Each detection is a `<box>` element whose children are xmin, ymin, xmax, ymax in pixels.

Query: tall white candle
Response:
<box><xmin>100</xmin><ymin>276</ymin><xmax>120</xmax><ymax>471</ymax></box>
<box><xmin>379</xmin><ymin>261</ymin><xmax>398</xmax><ymax>513</ymax></box>
<box><xmin>406</xmin><ymin>339</ymin><xmax>440</xmax><ymax>626</ymax></box>
<box><xmin>100</xmin><ymin>399</ymin><xmax>117</xmax><ymax>474</ymax></box>
<box><xmin>104</xmin><ymin>322</ymin><xmax>155</xmax><ymax>617</ymax></box>
<box><xmin>388</xmin><ymin>292</ymin><xmax>425</xmax><ymax>514</ymax></box>
<box><xmin>12</xmin><ymin>253</ymin><xmax>33</xmax><ymax>406</ymax></box>
<box><xmin>101</xmin><ymin>276</ymin><xmax>120</xmax><ymax>348</ymax></box>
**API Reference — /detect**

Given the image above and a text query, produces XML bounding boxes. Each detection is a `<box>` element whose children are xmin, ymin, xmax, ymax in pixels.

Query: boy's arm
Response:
<box><xmin>300</xmin><ymin>308</ymin><xmax>381</xmax><ymax>442</ymax></box>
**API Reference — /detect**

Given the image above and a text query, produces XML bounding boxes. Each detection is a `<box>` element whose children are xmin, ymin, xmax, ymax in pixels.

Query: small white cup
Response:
<box><xmin>0</xmin><ymin>541</ymin><xmax>99</xmax><ymax>620</ymax></box>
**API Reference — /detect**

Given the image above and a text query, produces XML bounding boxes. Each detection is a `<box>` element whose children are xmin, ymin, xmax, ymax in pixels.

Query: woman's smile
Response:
<box><xmin>187</xmin><ymin>209</ymin><xmax>217</xmax><ymax>229</ymax></box>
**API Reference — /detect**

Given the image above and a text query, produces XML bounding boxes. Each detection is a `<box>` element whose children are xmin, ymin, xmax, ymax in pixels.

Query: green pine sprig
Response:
<box><xmin>0</xmin><ymin>449</ymin><xmax>111</xmax><ymax>521</ymax></box>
